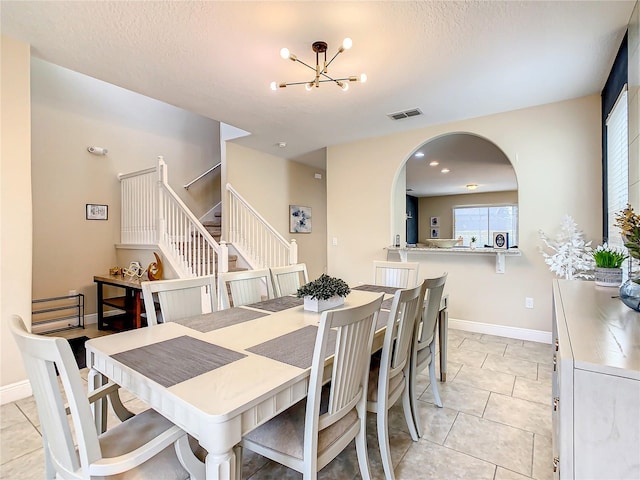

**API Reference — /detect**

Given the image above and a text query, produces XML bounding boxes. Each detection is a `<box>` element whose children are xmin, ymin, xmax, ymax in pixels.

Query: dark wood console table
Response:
<box><xmin>94</xmin><ymin>275</ymin><xmax>145</xmax><ymax>331</ymax></box>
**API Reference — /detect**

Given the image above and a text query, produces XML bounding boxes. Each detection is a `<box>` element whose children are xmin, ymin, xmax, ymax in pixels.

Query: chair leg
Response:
<box><xmin>355</xmin><ymin>409</ymin><xmax>372</xmax><ymax>480</ymax></box>
<box><xmin>175</xmin><ymin>435</ymin><xmax>206</xmax><ymax>480</ymax></box>
<box><xmin>402</xmin><ymin>381</ymin><xmax>419</xmax><ymax>441</ymax></box>
<box><xmin>377</xmin><ymin>408</ymin><xmax>395</xmax><ymax>480</ymax></box>
<box><xmin>429</xmin><ymin>355</ymin><xmax>443</xmax><ymax>408</ymax></box>
<box><xmin>408</xmin><ymin>364</ymin><xmax>423</xmax><ymax>439</ymax></box>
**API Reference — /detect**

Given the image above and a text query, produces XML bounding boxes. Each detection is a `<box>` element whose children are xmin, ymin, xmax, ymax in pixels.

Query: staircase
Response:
<box><xmin>118</xmin><ymin>157</ymin><xmax>296</xmax><ymax>280</ymax></box>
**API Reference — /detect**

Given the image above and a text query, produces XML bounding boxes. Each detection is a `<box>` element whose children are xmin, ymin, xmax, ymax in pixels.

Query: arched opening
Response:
<box><xmin>399</xmin><ymin>132</ymin><xmax>518</xmax><ymax>247</ymax></box>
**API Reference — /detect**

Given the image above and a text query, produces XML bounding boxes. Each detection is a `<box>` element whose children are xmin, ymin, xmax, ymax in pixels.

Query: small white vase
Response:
<box><xmin>303</xmin><ymin>295</ymin><xmax>344</xmax><ymax>312</ymax></box>
<box><xmin>470</xmin><ymin>241</ymin><xmax>477</xmax><ymax>250</ymax></box>
<box><xmin>594</xmin><ymin>267</ymin><xmax>623</xmax><ymax>287</ymax></box>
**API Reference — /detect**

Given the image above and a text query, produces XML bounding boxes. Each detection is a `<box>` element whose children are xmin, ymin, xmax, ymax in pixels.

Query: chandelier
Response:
<box><xmin>270</xmin><ymin>38</ymin><xmax>367</xmax><ymax>92</ymax></box>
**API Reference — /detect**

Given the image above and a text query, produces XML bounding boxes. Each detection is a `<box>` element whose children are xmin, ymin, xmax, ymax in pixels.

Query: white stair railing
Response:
<box><xmin>227</xmin><ymin>183</ymin><xmax>297</xmax><ymax>269</ymax></box>
<box><xmin>119</xmin><ymin>157</ymin><xmax>228</xmax><ymax>277</ymax></box>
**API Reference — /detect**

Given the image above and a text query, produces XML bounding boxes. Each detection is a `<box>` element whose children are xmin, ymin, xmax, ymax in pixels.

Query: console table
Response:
<box><xmin>94</xmin><ymin>275</ymin><xmax>145</xmax><ymax>331</ymax></box>
<box><xmin>552</xmin><ymin>279</ymin><xmax>640</xmax><ymax>479</ymax></box>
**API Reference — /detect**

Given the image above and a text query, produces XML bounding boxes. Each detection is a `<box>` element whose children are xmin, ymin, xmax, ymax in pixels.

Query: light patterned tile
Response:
<box><xmin>445</xmin><ymin>413</ymin><xmax>533</xmax><ymax>476</ymax></box>
<box><xmin>537</xmin><ymin>364</ymin><xmax>553</xmax><ymax>383</ymax></box>
<box><xmin>240</xmin><ymin>448</ymin><xmax>270</xmax><ymax>479</ymax></box>
<box><xmin>436</xmin><ymin>360</ymin><xmax>462</xmax><ymax>382</ymax></box>
<box><xmin>513</xmin><ymin>376</ymin><xmax>552</xmax><ymax>406</ymax></box>
<box><xmin>459</xmin><ymin>338</ymin><xmax>508</xmax><ymax>356</ymax></box>
<box><xmin>411</xmin><ymin>402</ymin><xmax>458</xmax><ymax>445</ymax></box>
<box><xmin>14</xmin><ymin>397</ymin><xmax>40</xmax><ymax>427</ymax></box>
<box><xmin>422</xmin><ymin>379</ymin><xmax>490</xmax><ymax>417</ymax></box>
<box><xmin>480</xmin><ymin>334</ymin><xmax>524</xmax><ymax>346</ymax></box>
<box><xmin>484</xmin><ymin>393</ymin><xmax>552</xmax><ymax>437</ymax></box>
<box><xmin>533</xmin><ymin>434</ymin><xmax>553</xmax><ymax>480</ymax></box>
<box><xmin>0</xmin><ymin>447</ymin><xmax>45</xmax><ymax>479</ymax></box>
<box><xmin>0</xmin><ymin>421</ymin><xmax>42</xmax><ymax>464</ymax></box>
<box><xmin>447</xmin><ymin>347</ymin><xmax>488</xmax><ymax>369</ymax></box>
<box><xmin>0</xmin><ymin>403</ymin><xmax>28</xmax><ymax>430</ymax></box>
<box><xmin>495</xmin><ymin>467</ymin><xmax>532</xmax><ymax>479</ymax></box>
<box><xmin>453</xmin><ymin>365</ymin><xmax>515</xmax><ymax>396</ymax></box>
<box><xmin>396</xmin><ymin>439</ymin><xmax>496</xmax><ymax>480</ymax></box>
<box><xmin>506</xmin><ymin>342</ymin><xmax>552</xmax><ymax>364</ymax></box>
<box><xmin>483</xmin><ymin>353</ymin><xmax>538</xmax><ymax>379</ymax></box>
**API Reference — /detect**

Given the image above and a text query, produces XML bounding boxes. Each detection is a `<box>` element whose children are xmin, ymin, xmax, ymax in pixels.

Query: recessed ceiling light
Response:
<box><xmin>466</xmin><ymin>183</ymin><xmax>479</xmax><ymax>190</ymax></box>
<box><xmin>429</xmin><ymin>160</ymin><xmax>439</xmax><ymax>166</ymax></box>
<box><xmin>441</xmin><ymin>168</ymin><xmax>450</xmax><ymax>174</ymax></box>
<box><xmin>415</xmin><ymin>152</ymin><xmax>424</xmax><ymax>158</ymax></box>
<box><xmin>277</xmin><ymin>142</ymin><xmax>287</xmax><ymax>148</ymax></box>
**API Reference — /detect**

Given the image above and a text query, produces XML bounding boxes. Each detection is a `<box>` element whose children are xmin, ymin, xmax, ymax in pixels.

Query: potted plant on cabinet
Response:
<box><xmin>592</xmin><ymin>243</ymin><xmax>627</xmax><ymax>287</ymax></box>
<box><xmin>470</xmin><ymin>236</ymin><xmax>477</xmax><ymax>250</ymax></box>
<box><xmin>296</xmin><ymin>274</ymin><xmax>351</xmax><ymax>312</ymax></box>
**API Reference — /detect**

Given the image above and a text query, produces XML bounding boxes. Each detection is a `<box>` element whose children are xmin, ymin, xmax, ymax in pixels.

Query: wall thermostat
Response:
<box><xmin>493</xmin><ymin>232</ymin><xmax>509</xmax><ymax>249</ymax></box>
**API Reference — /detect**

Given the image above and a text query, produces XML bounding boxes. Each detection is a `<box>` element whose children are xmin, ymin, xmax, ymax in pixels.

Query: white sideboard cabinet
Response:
<box><xmin>552</xmin><ymin>279</ymin><xmax>640</xmax><ymax>479</ymax></box>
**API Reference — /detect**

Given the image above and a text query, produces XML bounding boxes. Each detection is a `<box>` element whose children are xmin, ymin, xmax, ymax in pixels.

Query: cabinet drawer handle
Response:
<box><xmin>555</xmin><ymin>338</ymin><xmax>559</xmax><ymax>351</ymax></box>
<box><xmin>553</xmin><ymin>397</ymin><xmax>559</xmax><ymax>411</ymax></box>
<box><xmin>553</xmin><ymin>456</ymin><xmax>559</xmax><ymax>473</ymax></box>
<box><xmin>553</xmin><ymin>354</ymin><xmax>557</xmax><ymax>371</ymax></box>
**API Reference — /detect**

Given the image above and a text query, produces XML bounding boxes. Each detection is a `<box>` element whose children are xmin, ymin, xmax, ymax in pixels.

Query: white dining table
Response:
<box><xmin>86</xmin><ymin>286</ymin><xmax>449</xmax><ymax>480</ymax></box>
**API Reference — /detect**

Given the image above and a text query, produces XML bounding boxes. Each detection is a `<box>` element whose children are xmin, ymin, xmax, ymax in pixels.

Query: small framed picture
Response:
<box><xmin>86</xmin><ymin>204</ymin><xmax>108</xmax><ymax>220</ymax></box>
<box><xmin>431</xmin><ymin>228</ymin><xmax>440</xmax><ymax>238</ymax></box>
<box><xmin>289</xmin><ymin>205</ymin><xmax>312</xmax><ymax>233</ymax></box>
<box><xmin>430</xmin><ymin>216</ymin><xmax>439</xmax><ymax>227</ymax></box>
<box><xmin>493</xmin><ymin>232</ymin><xmax>509</xmax><ymax>249</ymax></box>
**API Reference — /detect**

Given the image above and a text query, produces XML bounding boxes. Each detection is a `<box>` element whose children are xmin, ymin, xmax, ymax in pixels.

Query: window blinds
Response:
<box><xmin>606</xmin><ymin>87</ymin><xmax>628</xmax><ymax>249</ymax></box>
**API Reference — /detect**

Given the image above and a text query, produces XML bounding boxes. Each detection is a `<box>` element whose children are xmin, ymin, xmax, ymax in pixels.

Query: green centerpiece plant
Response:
<box><xmin>591</xmin><ymin>243</ymin><xmax>626</xmax><ymax>287</ymax></box>
<box><xmin>614</xmin><ymin>204</ymin><xmax>640</xmax><ymax>310</ymax></box>
<box><xmin>297</xmin><ymin>274</ymin><xmax>350</xmax><ymax>312</ymax></box>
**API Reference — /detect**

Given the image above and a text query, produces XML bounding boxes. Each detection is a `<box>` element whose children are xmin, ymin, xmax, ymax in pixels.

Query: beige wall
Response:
<box><xmin>30</xmin><ymin>58</ymin><xmax>221</xmax><ymax>315</ymax></box>
<box><xmin>327</xmin><ymin>96</ymin><xmax>602</xmax><ymax>333</ymax></box>
<box><xmin>629</xmin><ymin>1</ymin><xmax>640</xmax><ymax>208</ymax></box>
<box><xmin>1</xmin><ymin>36</ymin><xmax>31</xmax><ymax>392</ymax></box>
<box><xmin>225</xmin><ymin>143</ymin><xmax>327</xmax><ymax>279</ymax></box>
<box><xmin>418</xmin><ymin>191</ymin><xmax>518</xmax><ymax>243</ymax></box>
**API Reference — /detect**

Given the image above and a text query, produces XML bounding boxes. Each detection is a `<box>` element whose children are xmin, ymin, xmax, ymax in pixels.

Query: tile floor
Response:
<box><xmin>0</xmin><ymin>328</ymin><xmax>553</xmax><ymax>479</ymax></box>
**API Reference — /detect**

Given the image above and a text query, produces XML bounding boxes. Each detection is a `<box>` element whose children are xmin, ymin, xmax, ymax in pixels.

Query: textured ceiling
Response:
<box><xmin>1</xmin><ymin>0</ymin><xmax>634</xmax><ymax>194</ymax></box>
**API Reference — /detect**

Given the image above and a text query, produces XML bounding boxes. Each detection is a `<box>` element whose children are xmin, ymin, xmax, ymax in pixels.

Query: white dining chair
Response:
<box><xmin>270</xmin><ymin>263</ymin><xmax>309</xmax><ymax>297</ymax></box>
<box><xmin>218</xmin><ymin>268</ymin><xmax>274</xmax><ymax>309</ymax></box>
<box><xmin>238</xmin><ymin>294</ymin><xmax>384</xmax><ymax>480</ymax></box>
<box><xmin>9</xmin><ymin>315</ymin><xmax>205</xmax><ymax>480</ymax></box>
<box><xmin>141</xmin><ymin>275</ymin><xmax>217</xmax><ymax>326</ymax></box>
<box><xmin>367</xmin><ymin>280</ymin><xmax>427</xmax><ymax>480</ymax></box>
<box><xmin>373</xmin><ymin>260</ymin><xmax>420</xmax><ymax>288</ymax></box>
<box><xmin>410</xmin><ymin>272</ymin><xmax>448</xmax><ymax>437</ymax></box>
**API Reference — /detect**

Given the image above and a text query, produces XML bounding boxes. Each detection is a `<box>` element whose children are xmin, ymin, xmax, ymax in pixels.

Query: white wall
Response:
<box><xmin>225</xmin><ymin>143</ymin><xmax>327</xmax><ymax>279</ymax></box>
<box><xmin>327</xmin><ymin>96</ymin><xmax>602</xmax><ymax>334</ymax></box>
<box><xmin>1</xmin><ymin>35</ymin><xmax>32</xmax><ymax>400</ymax></box>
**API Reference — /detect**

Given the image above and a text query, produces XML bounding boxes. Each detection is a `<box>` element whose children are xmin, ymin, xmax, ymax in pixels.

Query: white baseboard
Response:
<box><xmin>0</xmin><ymin>379</ymin><xmax>32</xmax><ymax>405</ymax></box>
<box><xmin>449</xmin><ymin>317</ymin><xmax>552</xmax><ymax>344</ymax></box>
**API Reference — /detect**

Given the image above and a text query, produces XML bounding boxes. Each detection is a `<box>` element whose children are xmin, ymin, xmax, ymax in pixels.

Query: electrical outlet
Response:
<box><xmin>525</xmin><ymin>297</ymin><xmax>534</xmax><ymax>309</ymax></box>
<box><xmin>332</xmin><ymin>237</ymin><xmax>338</xmax><ymax>246</ymax></box>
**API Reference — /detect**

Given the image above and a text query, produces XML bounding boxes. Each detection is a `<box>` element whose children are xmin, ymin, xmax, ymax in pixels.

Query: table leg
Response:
<box><xmin>88</xmin><ymin>368</ymin><xmax>108</xmax><ymax>433</ymax></box>
<box><xmin>438</xmin><ymin>307</ymin><xmax>448</xmax><ymax>382</ymax></box>
<box><xmin>96</xmin><ymin>282</ymin><xmax>105</xmax><ymax>330</ymax></box>
<box><xmin>133</xmin><ymin>290</ymin><xmax>142</xmax><ymax>329</ymax></box>
<box><xmin>205</xmin><ymin>450</ymin><xmax>236</xmax><ymax>480</ymax></box>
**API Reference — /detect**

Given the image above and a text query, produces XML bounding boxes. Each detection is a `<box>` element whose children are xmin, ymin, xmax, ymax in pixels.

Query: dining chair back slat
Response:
<box><xmin>373</xmin><ymin>260</ymin><xmax>420</xmax><ymax>288</ymax></box>
<box><xmin>219</xmin><ymin>268</ymin><xmax>274</xmax><ymax>309</ymax></box>
<box><xmin>270</xmin><ymin>263</ymin><xmax>309</xmax><ymax>297</ymax></box>
<box><xmin>141</xmin><ymin>275</ymin><xmax>217</xmax><ymax>325</ymax></box>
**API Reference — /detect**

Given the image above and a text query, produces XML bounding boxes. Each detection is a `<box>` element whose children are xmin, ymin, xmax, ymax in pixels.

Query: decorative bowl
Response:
<box><xmin>425</xmin><ymin>238</ymin><xmax>459</xmax><ymax>248</ymax></box>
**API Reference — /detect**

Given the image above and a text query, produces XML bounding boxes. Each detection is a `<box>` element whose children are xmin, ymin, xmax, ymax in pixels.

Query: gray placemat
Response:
<box><xmin>376</xmin><ymin>310</ymin><xmax>390</xmax><ymax>331</ymax></box>
<box><xmin>353</xmin><ymin>284</ymin><xmax>400</xmax><ymax>295</ymax></box>
<box><xmin>112</xmin><ymin>336</ymin><xmax>246</xmax><ymax>387</ymax></box>
<box><xmin>247</xmin><ymin>325</ymin><xmax>336</xmax><ymax>369</ymax></box>
<box><xmin>245</xmin><ymin>296</ymin><xmax>304</xmax><ymax>312</ymax></box>
<box><xmin>381</xmin><ymin>297</ymin><xmax>394</xmax><ymax>311</ymax></box>
<box><xmin>174</xmin><ymin>308</ymin><xmax>268</xmax><ymax>332</ymax></box>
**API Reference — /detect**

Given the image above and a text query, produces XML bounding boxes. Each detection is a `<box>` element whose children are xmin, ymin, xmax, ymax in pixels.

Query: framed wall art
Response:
<box><xmin>290</xmin><ymin>205</ymin><xmax>312</xmax><ymax>233</ymax></box>
<box><xmin>430</xmin><ymin>216</ymin><xmax>439</xmax><ymax>227</ymax></box>
<box><xmin>86</xmin><ymin>204</ymin><xmax>108</xmax><ymax>220</ymax></box>
<box><xmin>431</xmin><ymin>227</ymin><xmax>440</xmax><ymax>238</ymax></box>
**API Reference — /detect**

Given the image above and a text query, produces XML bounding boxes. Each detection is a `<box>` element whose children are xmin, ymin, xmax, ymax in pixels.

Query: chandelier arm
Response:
<box><xmin>293</xmin><ymin>58</ymin><xmax>318</xmax><ymax>74</ymax></box>
<box><xmin>324</xmin><ymin>50</ymin><xmax>343</xmax><ymax>70</ymax></box>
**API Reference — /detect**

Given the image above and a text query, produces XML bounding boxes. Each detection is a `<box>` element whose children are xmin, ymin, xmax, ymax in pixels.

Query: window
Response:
<box><xmin>454</xmin><ymin>205</ymin><xmax>518</xmax><ymax>247</ymax></box>
<box><xmin>605</xmin><ymin>87</ymin><xmax>628</xmax><ymax>250</ymax></box>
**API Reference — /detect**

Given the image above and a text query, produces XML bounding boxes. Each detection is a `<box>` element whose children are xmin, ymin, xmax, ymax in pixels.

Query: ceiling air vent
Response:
<box><xmin>387</xmin><ymin>108</ymin><xmax>423</xmax><ymax>121</ymax></box>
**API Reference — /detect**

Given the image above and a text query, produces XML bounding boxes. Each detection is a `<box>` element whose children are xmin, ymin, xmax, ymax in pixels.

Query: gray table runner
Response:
<box><xmin>174</xmin><ymin>308</ymin><xmax>268</xmax><ymax>333</ymax></box>
<box><xmin>381</xmin><ymin>297</ymin><xmax>394</xmax><ymax>310</ymax></box>
<box><xmin>353</xmin><ymin>284</ymin><xmax>400</xmax><ymax>295</ymax></box>
<box><xmin>376</xmin><ymin>310</ymin><xmax>390</xmax><ymax>331</ymax></box>
<box><xmin>245</xmin><ymin>296</ymin><xmax>304</xmax><ymax>312</ymax></box>
<box><xmin>247</xmin><ymin>325</ymin><xmax>336</xmax><ymax>369</ymax></box>
<box><xmin>111</xmin><ymin>336</ymin><xmax>246</xmax><ymax>387</ymax></box>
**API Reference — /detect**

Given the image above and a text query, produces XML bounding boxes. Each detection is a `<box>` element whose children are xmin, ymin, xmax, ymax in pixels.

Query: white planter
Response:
<box><xmin>303</xmin><ymin>295</ymin><xmax>344</xmax><ymax>313</ymax></box>
<box><xmin>594</xmin><ymin>267</ymin><xmax>623</xmax><ymax>287</ymax></box>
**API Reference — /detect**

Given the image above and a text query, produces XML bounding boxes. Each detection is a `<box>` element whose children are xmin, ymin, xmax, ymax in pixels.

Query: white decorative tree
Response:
<box><xmin>539</xmin><ymin>215</ymin><xmax>594</xmax><ymax>280</ymax></box>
